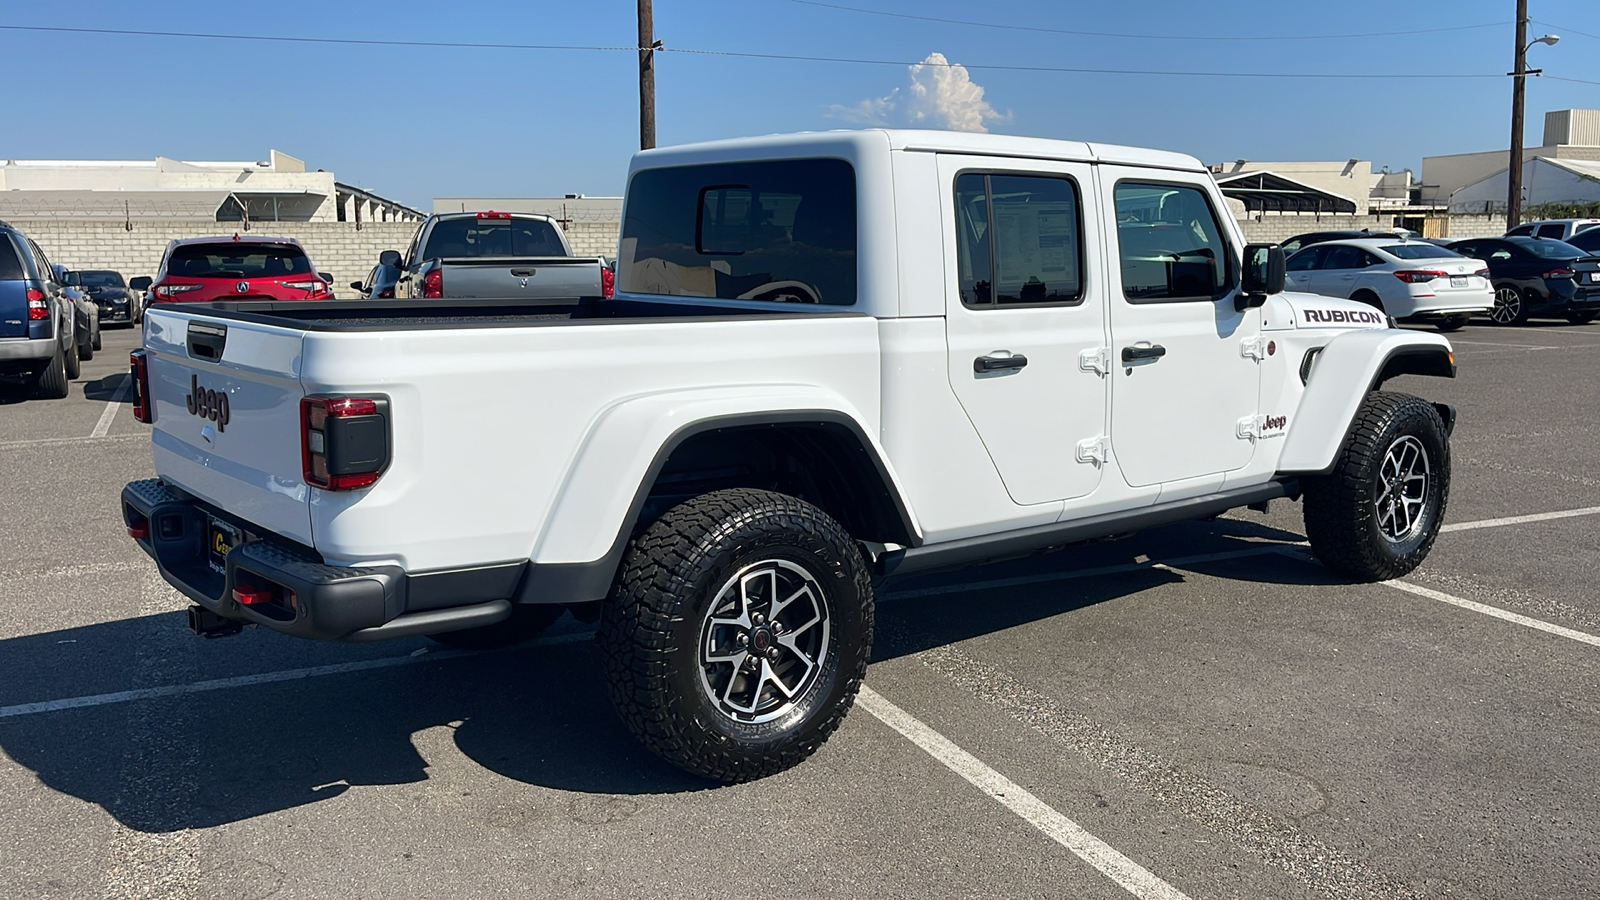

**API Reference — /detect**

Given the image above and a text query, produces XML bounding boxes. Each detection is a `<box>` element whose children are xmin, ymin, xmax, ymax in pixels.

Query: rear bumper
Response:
<box><xmin>121</xmin><ymin>478</ymin><xmax>526</xmax><ymax>642</ymax></box>
<box><xmin>0</xmin><ymin>336</ymin><xmax>57</xmax><ymax>361</ymax></box>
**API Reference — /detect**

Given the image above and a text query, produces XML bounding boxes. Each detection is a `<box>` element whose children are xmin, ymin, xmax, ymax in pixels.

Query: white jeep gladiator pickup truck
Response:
<box><xmin>123</xmin><ymin>130</ymin><xmax>1457</xmax><ymax>782</ymax></box>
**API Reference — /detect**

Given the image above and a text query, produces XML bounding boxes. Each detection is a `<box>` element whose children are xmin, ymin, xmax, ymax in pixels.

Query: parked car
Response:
<box><xmin>123</xmin><ymin>129</ymin><xmax>1460</xmax><ymax>783</ymax></box>
<box><xmin>1285</xmin><ymin>238</ymin><xmax>1493</xmax><ymax>331</ymax></box>
<box><xmin>1504</xmin><ymin>218</ymin><xmax>1600</xmax><ymax>241</ymax></box>
<box><xmin>52</xmin><ymin>264</ymin><xmax>99</xmax><ymax>364</ymax></box>
<box><xmin>0</xmin><ymin>221</ymin><xmax>76</xmax><ymax>398</ymax></box>
<box><xmin>1445</xmin><ymin>236</ymin><xmax>1600</xmax><ymax>325</ymax></box>
<box><xmin>349</xmin><ymin>261</ymin><xmax>400</xmax><ymax>299</ymax></box>
<box><xmin>130</xmin><ymin>235</ymin><xmax>335</xmax><ymax>305</ymax></box>
<box><xmin>1279</xmin><ymin>229</ymin><xmax>1405</xmax><ymax>255</ymax></box>
<box><xmin>389</xmin><ymin>211</ymin><xmax>613</xmax><ymax>301</ymax></box>
<box><xmin>66</xmin><ymin>269</ymin><xmax>142</xmax><ymax>327</ymax></box>
<box><xmin>1560</xmin><ymin>226</ymin><xmax>1600</xmax><ymax>255</ymax></box>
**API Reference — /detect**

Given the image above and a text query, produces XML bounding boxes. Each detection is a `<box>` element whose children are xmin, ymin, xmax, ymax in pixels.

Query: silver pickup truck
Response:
<box><xmin>384</xmin><ymin>211</ymin><xmax>613</xmax><ymax>301</ymax></box>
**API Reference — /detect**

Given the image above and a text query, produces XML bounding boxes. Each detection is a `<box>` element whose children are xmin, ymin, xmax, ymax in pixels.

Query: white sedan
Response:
<box><xmin>1285</xmin><ymin>238</ymin><xmax>1493</xmax><ymax>331</ymax></box>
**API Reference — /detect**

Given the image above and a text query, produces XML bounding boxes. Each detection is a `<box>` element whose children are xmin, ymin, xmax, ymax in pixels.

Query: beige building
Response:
<box><xmin>1420</xmin><ymin>109</ymin><xmax>1600</xmax><ymax>206</ymax></box>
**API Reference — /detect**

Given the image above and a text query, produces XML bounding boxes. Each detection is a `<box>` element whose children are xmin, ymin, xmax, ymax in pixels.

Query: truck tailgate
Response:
<box><xmin>143</xmin><ymin>308</ymin><xmax>312</xmax><ymax>545</ymax></box>
<box><xmin>438</xmin><ymin>257</ymin><xmax>601</xmax><ymax>299</ymax></box>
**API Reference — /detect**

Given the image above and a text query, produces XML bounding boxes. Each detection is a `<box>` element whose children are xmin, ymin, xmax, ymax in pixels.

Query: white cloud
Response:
<box><xmin>827</xmin><ymin>52</ymin><xmax>1008</xmax><ymax>133</ymax></box>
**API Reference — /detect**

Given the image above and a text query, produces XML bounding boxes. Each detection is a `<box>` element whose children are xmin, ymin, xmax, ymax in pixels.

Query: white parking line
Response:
<box><xmin>0</xmin><ymin>632</ymin><xmax>588</xmax><ymax>720</ymax></box>
<box><xmin>89</xmin><ymin>375</ymin><xmax>132</xmax><ymax>438</ymax></box>
<box><xmin>1383</xmin><ymin>580</ymin><xmax>1600</xmax><ymax>649</ymax></box>
<box><xmin>1443</xmin><ymin>505</ymin><xmax>1600</xmax><ymax>533</ymax></box>
<box><xmin>856</xmin><ymin>686</ymin><xmax>1190</xmax><ymax>900</ymax></box>
<box><xmin>0</xmin><ymin>434</ymin><xmax>143</xmax><ymax>450</ymax></box>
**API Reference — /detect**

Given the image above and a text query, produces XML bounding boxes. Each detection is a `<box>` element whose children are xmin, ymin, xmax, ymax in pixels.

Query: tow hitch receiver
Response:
<box><xmin>188</xmin><ymin>605</ymin><xmax>244</xmax><ymax>639</ymax></box>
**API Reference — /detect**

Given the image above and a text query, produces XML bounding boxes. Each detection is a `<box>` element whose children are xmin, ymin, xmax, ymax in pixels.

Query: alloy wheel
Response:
<box><xmin>697</xmin><ymin>559</ymin><xmax>831</xmax><ymax>724</ymax></box>
<box><xmin>1490</xmin><ymin>287</ymin><xmax>1522</xmax><ymax>324</ymax></box>
<box><xmin>1375</xmin><ymin>435</ymin><xmax>1431</xmax><ymax>544</ymax></box>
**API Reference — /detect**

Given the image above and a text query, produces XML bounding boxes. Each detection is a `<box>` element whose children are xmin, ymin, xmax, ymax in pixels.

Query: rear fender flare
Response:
<box><xmin>533</xmin><ymin>386</ymin><xmax>921</xmax><ymax>568</ymax></box>
<box><xmin>1277</xmin><ymin>329</ymin><xmax>1455</xmax><ymax>473</ymax></box>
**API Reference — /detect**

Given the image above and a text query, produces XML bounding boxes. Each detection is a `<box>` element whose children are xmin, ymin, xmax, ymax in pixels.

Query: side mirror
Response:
<box><xmin>63</xmin><ymin>271</ymin><xmax>80</xmax><ymax>286</ymax></box>
<box><xmin>378</xmin><ymin>250</ymin><xmax>402</xmax><ymax>268</ymax></box>
<box><xmin>318</xmin><ymin>272</ymin><xmax>334</xmax><ymax>284</ymax></box>
<box><xmin>1237</xmin><ymin>243</ymin><xmax>1286</xmax><ymax>310</ymax></box>
<box><xmin>349</xmin><ymin>281</ymin><xmax>365</xmax><ymax>291</ymax></box>
<box><xmin>129</xmin><ymin>276</ymin><xmax>152</xmax><ymax>291</ymax></box>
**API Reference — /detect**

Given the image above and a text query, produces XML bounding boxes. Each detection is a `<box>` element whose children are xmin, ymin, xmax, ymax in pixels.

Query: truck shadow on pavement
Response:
<box><xmin>0</xmin><ymin>520</ymin><xmax>1344</xmax><ymax>833</ymax></box>
<box><xmin>83</xmin><ymin>373</ymin><xmax>133</xmax><ymax>403</ymax></box>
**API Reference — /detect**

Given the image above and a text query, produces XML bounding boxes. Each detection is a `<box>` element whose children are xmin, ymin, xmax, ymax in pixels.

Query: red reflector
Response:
<box><xmin>26</xmin><ymin>288</ymin><xmax>44</xmax><ymax>302</ymax></box>
<box><xmin>422</xmin><ymin>268</ymin><xmax>442</xmax><ymax>299</ymax></box>
<box><xmin>128</xmin><ymin>523</ymin><xmax>151</xmax><ymax>540</ymax></box>
<box><xmin>233</xmin><ymin>584</ymin><xmax>278</xmax><ymax>606</ymax></box>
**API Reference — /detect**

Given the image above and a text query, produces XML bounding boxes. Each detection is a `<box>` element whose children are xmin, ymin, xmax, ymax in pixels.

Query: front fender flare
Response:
<box><xmin>1277</xmin><ymin>329</ymin><xmax>1454</xmax><ymax>474</ymax></box>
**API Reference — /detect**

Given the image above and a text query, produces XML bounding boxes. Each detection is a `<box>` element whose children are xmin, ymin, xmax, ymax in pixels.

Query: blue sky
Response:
<box><xmin>6</xmin><ymin>0</ymin><xmax>1600</xmax><ymax>207</ymax></box>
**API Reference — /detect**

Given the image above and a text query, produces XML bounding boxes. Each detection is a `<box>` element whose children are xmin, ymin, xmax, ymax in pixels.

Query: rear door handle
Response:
<box><xmin>1121</xmin><ymin>344</ymin><xmax>1167</xmax><ymax>362</ymax></box>
<box><xmin>974</xmin><ymin>353</ymin><xmax>1028</xmax><ymax>372</ymax></box>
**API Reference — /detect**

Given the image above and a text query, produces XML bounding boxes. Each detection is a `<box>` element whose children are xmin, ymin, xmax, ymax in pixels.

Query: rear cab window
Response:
<box><xmin>167</xmin><ymin>243</ymin><xmax>311</xmax><ymax>278</ymax></box>
<box><xmin>422</xmin><ymin>216</ymin><xmax>566</xmax><ymax>258</ymax></box>
<box><xmin>618</xmin><ymin>158</ymin><xmax>856</xmax><ymax>305</ymax></box>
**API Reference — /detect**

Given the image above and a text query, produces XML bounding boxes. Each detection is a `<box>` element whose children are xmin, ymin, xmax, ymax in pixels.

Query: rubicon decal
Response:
<box><xmin>185</xmin><ymin>374</ymin><xmax>230</xmax><ymax>432</ymax></box>
<box><xmin>1303</xmin><ymin>308</ymin><xmax>1385</xmax><ymax>325</ymax></box>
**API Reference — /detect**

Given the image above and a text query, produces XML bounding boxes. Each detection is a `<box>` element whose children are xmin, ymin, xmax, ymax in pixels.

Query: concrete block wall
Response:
<box><xmin>1232</xmin><ymin>213</ymin><xmax>1395</xmax><ymax>244</ymax></box>
<box><xmin>1440</xmin><ymin>215</ymin><xmax>1507</xmax><ymax>239</ymax></box>
<box><xmin>564</xmin><ymin>220</ymin><xmax>620</xmax><ymax>258</ymax></box>
<box><xmin>13</xmin><ymin>219</ymin><xmax>419</xmax><ymax>298</ymax></box>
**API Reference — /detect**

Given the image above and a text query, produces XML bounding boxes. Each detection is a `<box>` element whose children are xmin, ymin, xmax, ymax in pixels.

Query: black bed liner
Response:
<box><xmin>178</xmin><ymin>296</ymin><xmax>863</xmax><ymax>332</ymax></box>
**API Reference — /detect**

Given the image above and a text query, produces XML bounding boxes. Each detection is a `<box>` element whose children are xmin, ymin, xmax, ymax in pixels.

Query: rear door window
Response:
<box><xmin>954</xmin><ymin>172</ymin><xmax>1084</xmax><ymax>307</ymax></box>
<box><xmin>421</xmin><ymin>217</ymin><xmax>566</xmax><ymax>258</ymax></box>
<box><xmin>167</xmin><ymin>243</ymin><xmax>312</xmax><ymax>278</ymax></box>
<box><xmin>619</xmin><ymin>158</ymin><xmax>856</xmax><ymax>305</ymax></box>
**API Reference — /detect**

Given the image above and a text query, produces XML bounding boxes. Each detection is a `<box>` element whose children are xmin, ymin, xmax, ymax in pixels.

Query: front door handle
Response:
<box><xmin>974</xmin><ymin>353</ymin><xmax>1029</xmax><ymax>372</ymax></box>
<box><xmin>1121</xmin><ymin>344</ymin><xmax>1167</xmax><ymax>362</ymax></box>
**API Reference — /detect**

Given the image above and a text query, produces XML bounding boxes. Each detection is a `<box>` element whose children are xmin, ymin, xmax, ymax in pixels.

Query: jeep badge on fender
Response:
<box><xmin>185</xmin><ymin>374</ymin><xmax>229</xmax><ymax>432</ymax></box>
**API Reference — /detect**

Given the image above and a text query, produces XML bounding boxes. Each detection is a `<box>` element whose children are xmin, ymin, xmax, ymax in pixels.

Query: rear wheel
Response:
<box><xmin>1303</xmin><ymin>391</ymin><xmax>1450</xmax><ymax>581</ymax></box>
<box><xmin>1490</xmin><ymin>285</ymin><xmax>1529</xmax><ymax>325</ymax></box>
<box><xmin>64</xmin><ymin>338</ymin><xmax>81</xmax><ymax>379</ymax></box>
<box><xmin>600</xmin><ymin>488</ymin><xmax>873</xmax><ymax>782</ymax></box>
<box><xmin>426</xmin><ymin>603</ymin><xmax>565</xmax><ymax>650</ymax></box>
<box><xmin>33</xmin><ymin>346</ymin><xmax>69</xmax><ymax>400</ymax></box>
<box><xmin>1567</xmin><ymin>310</ymin><xmax>1597</xmax><ymax>325</ymax></box>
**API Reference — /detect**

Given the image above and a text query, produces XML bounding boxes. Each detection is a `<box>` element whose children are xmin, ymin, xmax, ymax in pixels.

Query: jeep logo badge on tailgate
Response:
<box><xmin>185</xmin><ymin>374</ymin><xmax>230</xmax><ymax>432</ymax></box>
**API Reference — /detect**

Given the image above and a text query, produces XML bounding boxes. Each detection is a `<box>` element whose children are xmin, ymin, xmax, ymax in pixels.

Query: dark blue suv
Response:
<box><xmin>0</xmin><ymin>221</ymin><xmax>76</xmax><ymax>398</ymax></box>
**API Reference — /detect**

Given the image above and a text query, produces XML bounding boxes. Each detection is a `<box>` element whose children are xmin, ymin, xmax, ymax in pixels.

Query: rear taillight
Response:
<box><xmin>130</xmin><ymin>349</ymin><xmax>154</xmax><ymax>423</ymax></box>
<box><xmin>27</xmin><ymin>288</ymin><xmax>49</xmax><ymax>319</ymax></box>
<box><xmin>283</xmin><ymin>280</ymin><xmax>332</xmax><ymax>298</ymax></box>
<box><xmin>301</xmin><ymin>395</ymin><xmax>390</xmax><ymax>491</ymax></box>
<box><xmin>476</xmin><ymin>211</ymin><xmax>511</xmax><ymax>220</ymax></box>
<box><xmin>422</xmin><ymin>269</ymin><xmax>443</xmax><ymax>299</ymax></box>
<box><xmin>1393</xmin><ymin>270</ymin><xmax>1447</xmax><ymax>284</ymax></box>
<box><xmin>1543</xmin><ymin>268</ymin><xmax>1576</xmax><ymax>280</ymax></box>
<box><xmin>601</xmin><ymin>265</ymin><xmax>615</xmax><ymax>299</ymax></box>
<box><xmin>153</xmin><ymin>283</ymin><xmax>202</xmax><ymax>300</ymax></box>
<box><xmin>1475</xmin><ymin>268</ymin><xmax>1490</xmax><ymax>278</ymax></box>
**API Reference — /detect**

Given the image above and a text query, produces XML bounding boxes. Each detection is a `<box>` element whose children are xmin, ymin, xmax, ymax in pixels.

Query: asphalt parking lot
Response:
<box><xmin>2</xmin><ymin>322</ymin><xmax>1598</xmax><ymax>900</ymax></box>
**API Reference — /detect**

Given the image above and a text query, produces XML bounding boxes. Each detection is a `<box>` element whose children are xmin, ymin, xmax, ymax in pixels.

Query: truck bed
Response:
<box><xmin>177</xmin><ymin>296</ymin><xmax>858</xmax><ymax>332</ymax></box>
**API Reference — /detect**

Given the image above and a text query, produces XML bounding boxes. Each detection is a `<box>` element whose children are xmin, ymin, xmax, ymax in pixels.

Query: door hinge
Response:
<box><xmin>1240</xmin><ymin>336</ymin><xmax>1267</xmax><ymax>361</ymax></box>
<box><xmin>1078</xmin><ymin>346</ymin><xmax>1110</xmax><ymax>377</ymax></box>
<box><xmin>1075</xmin><ymin>435</ymin><xmax>1109</xmax><ymax>466</ymax></box>
<box><xmin>1237</xmin><ymin>414</ymin><xmax>1263</xmax><ymax>441</ymax></box>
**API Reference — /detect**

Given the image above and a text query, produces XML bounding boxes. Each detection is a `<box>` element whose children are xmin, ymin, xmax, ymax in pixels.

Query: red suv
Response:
<box><xmin>134</xmin><ymin>235</ymin><xmax>333</xmax><ymax>303</ymax></box>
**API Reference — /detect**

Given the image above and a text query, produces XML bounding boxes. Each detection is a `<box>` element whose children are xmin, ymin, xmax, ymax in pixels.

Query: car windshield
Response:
<box><xmin>166</xmin><ymin>243</ymin><xmax>312</xmax><ymax>278</ymax></box>
<box><xmin>1382</xmin><ymin>244</ymin><xmax>1460</xmax><ymax>259</ymax></box>
<box><xmin>76</xmin><ymin>271</ymin><xmax>126</xmax><ymax>287</ymax></box>
<box><xmin>1517</xmin><ymin>239</ymin><xmax>1587</xmax><ymax>259</ymax></box>
<box><xmin>421</xmin><ymin>217</ymin><xmax>566</xmax><ymax>258</ymax></box>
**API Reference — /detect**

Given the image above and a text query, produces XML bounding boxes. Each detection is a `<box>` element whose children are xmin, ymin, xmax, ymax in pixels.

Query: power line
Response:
<box><xmin>1546</xmin><ymin>75</ymin><xmax>1600</xmax><ymax>87</ymax></box>
<box><xmin>0</xmin><ymin>22</ymin><xmax>1502</xmax><ymax>80</ymax></box>
<box><xmin>1531</xmin><ymin>20</ymin><xmax>1600</xmax><ymax>42</ymax></box>
<box><xmin>786</xmin><ymin>0</ymin><xmax>1508</xmax><ymax>41</ymax></box>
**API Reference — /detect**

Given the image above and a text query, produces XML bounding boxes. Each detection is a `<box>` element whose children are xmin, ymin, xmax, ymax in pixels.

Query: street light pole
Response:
<box><xmin>638</xmin><ymin>0</ymin><xmax>656</xmax><ymax>151</ymax></box>
<box><xmin>1507</xmin><ymin>0</ymin><xmax>1529</xmax><ymax>231</ymax></box>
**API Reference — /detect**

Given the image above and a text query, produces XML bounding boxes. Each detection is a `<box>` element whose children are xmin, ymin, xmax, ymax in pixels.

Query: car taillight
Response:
<box><xmin>1474</xmin><ymin>268</ymin><xmax>1490</xmax><ymax>278</ymax></box>
<box><xmin>1393</xmin><ymin>270</ymin><xmax>1447</xmax><ymax>284</ymax></box>
<box><xmin>301</xmin><ymin>395</ymin><xmax>390</xmax><ymax>491</ymax></box>
<box><xmin>1542</xmin><ymin>268</ymin><xmax>1576</xmax><ymax>279</ymax></box>
<box><xmin>26</xmin><ymin>288</ymin><xmax>48</xmax><ymax>319</ymax></box>
<box><xmin>153</xmin><ymin>283</ymin><xmax>202</xmax><ymax>300</ymax></box>
<box><xmin>476</xmin><ymin>211</ymin><xmax>511</xmax><ymax>220</ymax></box>
<box><xmin>283</xmin><ymin>280</ymin><xmax>331</xmax><ymax>297</ymax></box>
<box><xmin>422</xmin><ymin>269</ymin><xmax>443</xmax><ymax>299</ymax></box>
<box><xmin>130</xmin><ymin>349</ymin><xmax>154</xmax><ymax>423</ymax></box>
<box><xmin>601</xmin><ymin>265</ymin><xmax>615</xmax><ymax>299</ymax></box>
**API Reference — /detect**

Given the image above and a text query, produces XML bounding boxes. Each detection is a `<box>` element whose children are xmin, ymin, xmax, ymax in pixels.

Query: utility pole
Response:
<box><xmin>638</xmin><ymin>0</ymin><xmax>656</xmax><ymax>150</ymax></box>
<box><xmin>1507</xmin><ymin>0</ymin><xmax>1529</xmax><ymax>230</ymax></box>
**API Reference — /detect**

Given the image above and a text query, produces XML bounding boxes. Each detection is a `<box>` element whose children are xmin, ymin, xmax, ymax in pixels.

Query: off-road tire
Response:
<box><xmin>599</xmin><ymin>488</ymin><xmax>873</xmax><ymax>783</ymax></box>
<box><xmin>1568</xmin><ymin>310</ymin><xmax>1597</xmax><ymax>325</ymax></box>
<box><xmin>1303</xmin><ymin>391</ymin><xmax>1450</xmax><ymax>581</ymax></box>
<box><xmin>34</xmin><ymin>346</ymin><xmax>69</xmax><ymax>399</ymax></box>
<box><xmin>426</xmin><ymin>603</ymin><xmax>564</xmax><ymax>650</ymax></box>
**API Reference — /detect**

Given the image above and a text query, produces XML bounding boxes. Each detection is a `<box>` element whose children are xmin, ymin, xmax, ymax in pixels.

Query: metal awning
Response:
<box><xmin>1214</xmin><ymin>171</ymin><xmax>1359</xmax><ymax>214</ymax></box>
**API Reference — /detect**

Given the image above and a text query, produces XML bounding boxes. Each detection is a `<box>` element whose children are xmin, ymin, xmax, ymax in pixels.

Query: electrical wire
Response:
<box><xmin>1546</xmin><ymin>75</ymin><xmax>1600</xmax><ymax>87</ymax></box>
<box><xmin>786</xmin><ymin>0</ymin><xmax>1508</xmax><ymax>41</ymax></box>
<box><xmin>0</xmin><ymin>22</ymin><xmax>1504</xmax><ymax>80</ymax></box>
<box><xmin>1531</xmin><ymin>20</ymin><xmax>1600</xmax><ymax>42</ymax></box>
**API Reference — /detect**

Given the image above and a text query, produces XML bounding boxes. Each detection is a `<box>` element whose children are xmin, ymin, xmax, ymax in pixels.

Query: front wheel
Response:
<box><xmin>599</xmin><ymin>488</ymin><xmax>873</xmax><ymax>783</ymax></box>
<box><xmin>1302</xmin><ymin>391</ymin><xmax>1450</xmax><ymax>581</ymax></box>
